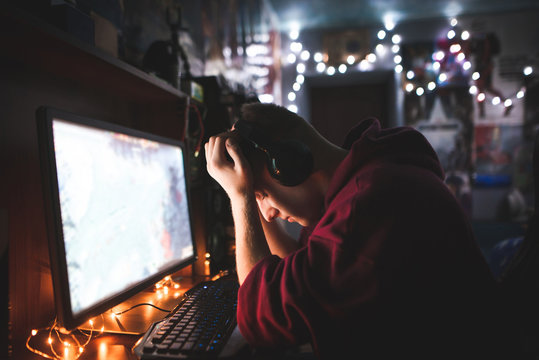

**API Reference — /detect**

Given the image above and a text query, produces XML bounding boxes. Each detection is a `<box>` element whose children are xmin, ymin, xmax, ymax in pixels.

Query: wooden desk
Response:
<box><xmin>24</xmin><ymin>275</ymin><xmax>251</xmax><ymax>360</ymax></box>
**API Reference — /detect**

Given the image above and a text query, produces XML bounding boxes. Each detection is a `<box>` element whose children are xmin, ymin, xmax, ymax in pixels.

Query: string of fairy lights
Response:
<box><xmin>26</xmin><ymin>259</ymin><xmax>231</xmax><ymax>359</ymax></box>
<box><xmin>26</xmin><ymin>275</ymin><xmax>182</xmax><ymax>359</ymax></box>
<box><xmin>275</xmin><ymin>17</ymin><xmax>535</xmax><ymax>116</ymax></box>
<box><xmin>24</xmin><ymin>15</ymin><xmax>537</xmax><ymax>360</ymax></box>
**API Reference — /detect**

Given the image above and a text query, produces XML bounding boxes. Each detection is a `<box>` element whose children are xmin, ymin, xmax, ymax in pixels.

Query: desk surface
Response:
<box><xmin>26</xmin><ymin>275</ymin><xmax>251</xmax><ymax>360</ymax></box>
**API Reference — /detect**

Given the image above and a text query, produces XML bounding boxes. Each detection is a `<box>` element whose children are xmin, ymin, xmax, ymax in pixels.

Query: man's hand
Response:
<box><xmin>205</xmin><ymin>133</ymin><xmax>253</xmax><ymax>200</ymax></box>
<box><xmin>205</xmin><ymin>132</ymin><xmax>271</xmax><ymax>284</ymax></box>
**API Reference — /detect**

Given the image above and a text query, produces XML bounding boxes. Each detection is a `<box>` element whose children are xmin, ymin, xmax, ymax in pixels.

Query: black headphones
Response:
<box><xmin>234</xmin><ymin>120</ymin><xmax>314</xmax><ymax>187</ymax></box>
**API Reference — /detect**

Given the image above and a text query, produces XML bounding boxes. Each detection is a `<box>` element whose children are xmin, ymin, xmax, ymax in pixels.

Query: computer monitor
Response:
<box><xmin>37</xmin><ymin>107</ymin><xmax>197</xmax><ymax>331</ymax></box>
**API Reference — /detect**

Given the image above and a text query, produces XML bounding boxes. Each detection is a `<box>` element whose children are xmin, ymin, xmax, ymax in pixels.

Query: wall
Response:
<box><xmin>278</xmin><ymin>9</ymin><xmax>538</xmax><ymax>255</ymax></box>
<box><xmin>0</xmin><ymin>7</ymin><xmax>193</xmax><ymax>359</ymax></box>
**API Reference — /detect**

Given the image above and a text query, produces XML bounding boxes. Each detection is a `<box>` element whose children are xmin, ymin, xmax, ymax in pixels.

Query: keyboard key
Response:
<box><xmin>182</xmin><ymin>341</ymin><xmax>195</xmax><ymax>351</ymax></box>
<box><xmin>169</xmin><ymin>343</ymin><xmax>182</xmax><ymax>353</ymax></box>
<box><xmin>142</xmin><ymin>344</ymin><xmax>155</xmax><ymax>353</ymax></box>
<box><xmin>155</xmin><ymin>344</ymin><xmax>169</xmax><ymax>354</ymax></box>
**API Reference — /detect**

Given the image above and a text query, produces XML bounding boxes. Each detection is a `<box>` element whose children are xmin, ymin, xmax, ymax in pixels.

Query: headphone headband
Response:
<box><xmin>233</xmin><ymin>119</ymin><xmax>313</xmax><ymax>187</ymax></box>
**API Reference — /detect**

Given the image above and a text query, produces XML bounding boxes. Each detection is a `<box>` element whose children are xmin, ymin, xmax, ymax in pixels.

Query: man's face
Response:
<box><xmin>253</xmin><ymin>166</ymin><xmax>323</xmax><ymax>227</ymax></box>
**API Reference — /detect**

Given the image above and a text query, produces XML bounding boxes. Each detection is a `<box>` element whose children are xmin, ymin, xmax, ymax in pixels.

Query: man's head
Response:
<box><xmin>232</xmin><ymin>103</ymin><xmax>344</xmax><ymax>226</ymax></box>
<box><xmin>234</xmin><ymin>114</ymin><xmax>313</xmax><ymax>187</ymax></box>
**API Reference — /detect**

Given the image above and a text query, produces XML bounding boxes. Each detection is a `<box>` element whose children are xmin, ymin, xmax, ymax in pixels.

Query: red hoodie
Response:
<box><xmin>237</xmin><ymin>118</ymin><xmax>503</xmax><ymax>358</ymax></box>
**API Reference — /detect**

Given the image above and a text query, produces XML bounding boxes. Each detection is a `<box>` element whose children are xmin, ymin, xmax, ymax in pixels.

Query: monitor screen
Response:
<box><xmin>37</xmin><ymin>107</ymin><xmax>196</xmax><ymax>330</ymax></box>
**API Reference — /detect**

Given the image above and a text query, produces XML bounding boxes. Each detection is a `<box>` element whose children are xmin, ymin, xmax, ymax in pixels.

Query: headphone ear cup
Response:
<box><xmin>268</xmin><ymin>140</ymin><xmax>313</xmax><ymax>186</ymax></box>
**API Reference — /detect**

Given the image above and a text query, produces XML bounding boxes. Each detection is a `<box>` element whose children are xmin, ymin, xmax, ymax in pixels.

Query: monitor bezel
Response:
<box><xmin>36</xmin><ymin>106</ymin><xmax>197</xmax><ymax>331</ymax></box>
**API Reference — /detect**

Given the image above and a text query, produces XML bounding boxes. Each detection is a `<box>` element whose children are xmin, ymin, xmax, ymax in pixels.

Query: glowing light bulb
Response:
<box><xmin>477</xmin><ymin>93</ymin><xmax>486</xmax><ymax>102</ymax></box>
<box><xmin>392</xmin><ymin>34</ymin><xmax>401</xmax><ymax>44</ymax></box>
<box><xmin>450</xmin><ymin>44</ymin><xmax>461</xmax><ymax>53</ymax></box>
<box><xmin>359</xmin><ymin>60</ymin><xmax>371</xmax><ymax>71</ymax></box>
<box><xmin>296</xmin><ymin>74</ymin><xmax>305</xmax><ymax>84</ymax></box>
<box><xmin>327</xmin><ymin>66</ymin><xmax>336</xmax><ymax>76</ymax></box>
<box><xmin>392</xmin><ymin>45</ymin><xmax>400</xmax><ymax>53</ymax></box>
<box><xmin>338</xmin><ymin>64</ymin><xmax>347</xmax><ymax>73</ymax></box>
<box><xmin>174</xmin><ymin>284</ymin><xmax>180</xmax><ymax>289</ymax></box>
<box><xmin>469</xmin><ymin>85</ymin><xmax>478</xmax><ymax>94</ymax></box>
<box><xmin>79</xmin><ymin>347</ymin><xmax>84</xmax><ymax>353</ymax></box>
<box><xmin>300</xmin><ymin>50</ymin><xmax>310</xmax><ymax>61</ymax></box>
<box><xmin>416</xmin><ymin>87</ymin><xmax>425</xmax><ymax>96</ymax></box>
<box><xmin>406</xmin><ymin>71</ymin><xmax>415</xmax><ymax>80</ymax></box>
<box><xmin>287</xmin><ymin>105</ymin><xmax>298</xmax><ymax>113</ymax></box>
<box><xmin>504</xmin><ymin>99</ymin><xmax>513</xmax><ymax>107</ymax></box>
<box><xmin>405</xmin><ymin>83</ymin><xmax>414</xmax><ymax>92</ymax></box>
<box><xmin>450</xmin><ymin>18</ymin><xmax>458</xmax><ymax>27</ymax></box>
<box><xmin>293</xmin><ymin>82</ymin><xmax>301</xmax><ymax>91</ymax></box>
<box><xmin>439</xmin><ymin>73</ymin><xmax>448</xmax><ymax>82</ymax></box>
<box><xmin>463</xmin><ymin>61</ymin><xmax>471</xmax><ymax>71</ymax></box>
<box><xmin>164</xmin><ymin>276</ymin><xmax>171</xmax><ymax>281</ymax></box>
<box><xmin>447</xmin><ymin>30</ymin><xmax>456</xmax><ymax>39</ymax></box>
<box><xmin>492</xmin><ymin>97</ymin><xmax>501</xmax><ymax>105</ymax></box>
<box><xmin>287</xmin><ymin>53</ymin><xmax>296</xmax><ymax>64</ymax></box>
<box><xmin>290</xmin><ymin>42</ymin><xmax>302</xmax><ymax>53</ymax></box>
<box><xmin>524</xmin><ymin>66</ymin><xmax>533</xmax><ymax>76</ymax></box>
<box><xmin>31</xmin><ymin>329</ymin><xmax>38</xmax><ymax>336</ymax></box>
<box><xmin>435</xmin><ymin>51</ymin><xmax>445</xmax><ymax>61</ymax></box>
<box><xmin>394</xmin><ymin>64</ymin><xmax>403</xmax><ymax>73</ymax></box>
<box><xmin>428</xmin><ymin>82</ymin><xmax>436</xmax><ymax>91</ymax></box>
<box><xmin>384</xmin><ymin>16</ymin><xmax>395</xmax><ymax>31</ymax></box>
<box><xmin>377</xmin><ymin>30</ymin><xmax>386</xmax><ymax>40</ymax></box>
<box><xmin>288</xmin><ymin>92</ymin><xmax>296</xmax><ymax>101</ymax></box>
<box><xmin>472</xmin><ymin>72</ymin><xmax>480</xmax><ymax>80</ymax></box>
<box><xmin>347</xmin><ymin>55</ymin><xmax>355</xmax><ymax>64</ymax></box>
<box><xmin>259</xmin><ymin>94</ymin><xmax>274</xmax><ymax>103</ymax></box>
<box><xmin>316</xmin><ymin>62</ymin><xmax>326</xmax><ymax>73</ymax></box>
<box><xmin>367</xmin><ymin>53</ymin><xmax>377</xmax><ymax>63</ymax></box>
<box><xmin>89</xmin><ymin>320</ymin><xmax>94</xmax><ymax>327</ymax></box>
<box><xmin>313</xmin><ymin>52</ymin><xmax>323</xmax><ymax>62</ymax></box>
<box><xmin>48</xmin><ymin>337</ymin><xmax>53</xmax><ymax>344</ymax></box>
<box><xmin>517</xmin><ymin>90</ymin><xmax>525</xmax><ymax>99</ymax></box>
<box><xmin>296</xmin><ymin>63</ymin><xmax>305</xmax><ymax>74</ymax></box>
<box><xmin>393</xmin><ymin>55</ymin><xmax>402</xmax><ymax>64</ymax></box>
<box><xmin>461</xmin><ymin>31</ymin><xmax>470</xmax><ymax>40</ymax></box>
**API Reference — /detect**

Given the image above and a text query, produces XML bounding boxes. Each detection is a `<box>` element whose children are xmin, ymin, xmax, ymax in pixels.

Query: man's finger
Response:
<box><xmin>225</xmin><ymin>137</ymin><xmax>246</xmax><ymax>167</ymax></box>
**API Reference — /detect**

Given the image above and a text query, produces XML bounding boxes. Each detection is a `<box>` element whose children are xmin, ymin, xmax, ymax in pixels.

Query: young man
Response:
<box><xmin>204</xmin><ymin>103</ymin><xmax>506</xmax><ymax>359</ymax></box>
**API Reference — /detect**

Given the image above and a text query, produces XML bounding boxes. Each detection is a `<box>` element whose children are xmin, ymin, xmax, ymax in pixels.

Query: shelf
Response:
<box><xmin>0</xmin><ymin>5</ymin><xmax>187</xmax><ymax>103</ymax></box>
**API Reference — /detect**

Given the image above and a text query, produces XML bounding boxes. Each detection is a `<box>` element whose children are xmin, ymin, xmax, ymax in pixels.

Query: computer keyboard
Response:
<box><xmin>133</xmin><ymin>277</ymin><xmax>240</xmax><ymax>359</ymax></box>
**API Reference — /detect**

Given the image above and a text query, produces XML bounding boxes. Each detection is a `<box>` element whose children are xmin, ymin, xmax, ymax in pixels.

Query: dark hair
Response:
<box><xmin>240</xmin><ymin>103</ymin><xmax>306</xmax><ymax>142</ymax></box>
<box><xmin>237</xmin><ymin>103</ymin><xmax>315</xmax><ymax>185</ymax></box>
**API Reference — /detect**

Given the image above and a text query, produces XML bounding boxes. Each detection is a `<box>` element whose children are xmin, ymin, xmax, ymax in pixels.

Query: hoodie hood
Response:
<box><xmin>326</xmin><ymin>117</ymin><xmax>444</xmax><ymax>207</ymax></box>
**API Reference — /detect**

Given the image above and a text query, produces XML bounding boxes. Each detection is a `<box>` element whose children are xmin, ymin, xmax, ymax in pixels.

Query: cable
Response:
<box><xmin>188</xmin><ymin>103</ymin><xmax>204</xmax><ymax>157</ymax></box>
<box><xmin>113</xmin><ymin>302</ymin><xmax>171</xmax><ymax>316</ymax></box>
<box><xmin>26</xmin><ymin>317</ymin><xmax>99</xmax><ymax>360</ymax></box>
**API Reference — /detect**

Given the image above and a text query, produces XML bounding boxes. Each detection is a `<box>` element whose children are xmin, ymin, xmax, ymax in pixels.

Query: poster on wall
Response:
<box><xmin>473</xmin><ymin>124</ymin><xmax>523</xmax><ymax>187</ymax></box>
<box><xmin>400</xmin><ymin>17</ymin><xmax>535</xmax><ymax>198</ymax></box>
<box><xmin>323</xmin><ymin>29</ymin><xmax>371</xmax><ymax>67</ymax></box>
<box><xmin>402</xmin><ymin>40</ymin><xmax>475</xmax><ymax>175</ymax></box>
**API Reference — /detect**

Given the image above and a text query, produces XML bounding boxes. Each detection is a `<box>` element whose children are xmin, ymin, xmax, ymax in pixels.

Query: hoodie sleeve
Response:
<box><xmin>236</xmin><ymin>176</ymin><xmax>382</xmax><ymax>351</ymax></box>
